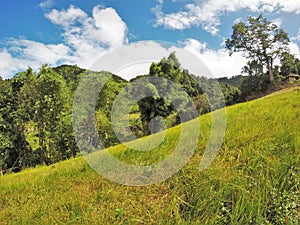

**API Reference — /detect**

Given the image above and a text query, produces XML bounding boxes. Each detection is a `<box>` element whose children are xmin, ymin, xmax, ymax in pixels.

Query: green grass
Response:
<box><xmin>1</xmin><ymin>87</ymin><xmax>300</xmax><ymax>224</ymax></box>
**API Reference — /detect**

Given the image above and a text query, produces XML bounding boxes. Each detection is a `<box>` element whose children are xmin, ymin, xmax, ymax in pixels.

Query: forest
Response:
<box><xmin>1</xmin><ymin>14</ymin><xmax>300</xmax><ymax>174</ymax></box>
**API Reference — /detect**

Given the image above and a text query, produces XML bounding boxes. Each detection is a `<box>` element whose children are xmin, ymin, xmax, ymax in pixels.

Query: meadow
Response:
<box><xmin>0</xmin><ymin>87</ymin><xmax>299</xmax><ymax>224</ymax></box>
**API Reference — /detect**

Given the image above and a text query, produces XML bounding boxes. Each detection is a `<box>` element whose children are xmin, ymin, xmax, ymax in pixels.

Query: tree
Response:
<box><xmin>138</xmin><ymin>53</ymin><xmax>200</xmax><ymax>134</ymax></box>
<box><xmin>0</xmin><ymin>75</ymin><xmax>32</xmax><ymax>172</ymax></box>
<box><xmin>226</xmin><ymin>14</ymin><xmax>290</xmax><ymax>86</ymax></box>
<box><xmin>280</xmin><ymin>52</ymin><xmax>299</xmax><ymax>76</ymax></box>
<box><xmin>34</xmin><ymin>65</ymin><xmax>69</xmax><ymax>164</ymax></box>
<box><xmin>242</xmin><ymin>60</ymin><xmax>263</xmax><ymax>77</ymax></box>
<box><xmin>168</xmin><ymin>51</ymin><xmax>181</xmax><ymax>69</ymax></box>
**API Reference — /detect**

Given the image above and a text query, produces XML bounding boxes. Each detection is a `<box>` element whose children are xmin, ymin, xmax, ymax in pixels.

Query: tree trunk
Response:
<box><xmin>267</xmin><ymin>62</ymin><xmax>275</xmax><ymax>88</ymax></box>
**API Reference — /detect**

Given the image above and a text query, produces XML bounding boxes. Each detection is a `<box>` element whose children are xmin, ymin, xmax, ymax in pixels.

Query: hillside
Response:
<box><xmin>0</xmin><ymin>55</ymin><xmax>244</xmax><ymax>174</ymax></box>
<box><xmin>1</xmin><ymin>87</ymin><xmax>300</xmax><ymax>224</ymax></box>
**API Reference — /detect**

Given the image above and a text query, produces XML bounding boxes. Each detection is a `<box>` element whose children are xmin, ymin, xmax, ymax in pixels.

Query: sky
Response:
<box><xmin>1</xmin><ymin>0</ymin><xmax>300</xmax><ymax>80</ymax></box>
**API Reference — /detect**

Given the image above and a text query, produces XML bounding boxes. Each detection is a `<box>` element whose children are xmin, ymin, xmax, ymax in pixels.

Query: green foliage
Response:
<box><xmin>218</xmin><ymin>75</ymin><xmax>244</xmax><ymax>87</ymax></box>
<box><xmin>0</xmin><ymin>87</ymin><xmax>299</xmax><ymax>224</ymax></box>
<box><xmin>96</xmin><ymin>74</ymin><xmax>128</xmax><ymax>116</ymax></box>
<box><xmin>0</xmin><ymin>74</ymin><xmax>32</xmax><ymax>171</ymax></box>
<box><xmin>280</xmin><ymin>52</ymin><xmax>300</xmax><ymax>76</ymax></box>
<box><xmin>138</xmin><ymin>53</ymin><xmax>201</xmax><ymax>134</ymax></box>
<box><xmin>220</xmin><ymin>83</ymin><xmax>241</xmax><ymax>106</ymax></box>
<box><xmin>95</xmin><ymin>110</ymin><xmax>119</xmax><ymax>147</ymax></box>
<box><xmin>0</xmin><ymin>65</ymin><xmax>129</xmax><ymax>171</ymax></box>
<box><xmin>1</xmin><ymin>49</ymin><xmax>299</xmax><ymax>174</ymax></box>
<box><xmin>242</xmin><ymin>60</ymin><xmax>264</xmax><ymax>77</ymax></box>
<box><xmin>239</xmin><ymin>74</ymin><xmax>270</xmax><ymax>100</ymax></box>
<box><xmin>226</xmin><ymin>14</ymin><xmax>290</xmax><ymax>85</ymax></box>
<box><xmin>34</xmin><ymin>66</ymin><xmax>70</xmax><ymax>164</ymax></box>
<box><xmin>192</xmin><ymin>94</ymin><xmax>210</xmax><ymax>115</ymax></box>
<box><xmin>53</xmin><ymin>64</ymin><xmax>85</xmax><ymax>88</ymax></box>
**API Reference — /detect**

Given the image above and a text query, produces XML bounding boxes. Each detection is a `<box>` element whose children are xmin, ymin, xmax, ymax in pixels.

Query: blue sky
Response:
<box><xmin>1</xmin><ymin>0</ymin><xmax>300</xmax><ymax>79</ymax></box>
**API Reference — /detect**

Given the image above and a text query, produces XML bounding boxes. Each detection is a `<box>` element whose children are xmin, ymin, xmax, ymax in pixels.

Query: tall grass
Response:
<box><xmin>0</xmin><ymin>87</ymin><xmax>299</xmax><ymax>224</ymax></box>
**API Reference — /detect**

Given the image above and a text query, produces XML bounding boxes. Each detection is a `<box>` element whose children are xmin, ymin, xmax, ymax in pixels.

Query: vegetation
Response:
<box><xmin>0</xmin><ymin>66</ymin><xmax>128</xmax><ymax>172</ymax></box>
<box><xmin>222</xmin><ymin>15</ymin><xmax>300</xmax><ymax>101</ymax></box>
<box><xmin>226</xmin><ymin>14</ymin><xmax>290</xmax><ymax>86</ymax></box>
<box><xmin>0</xmin><ymin>13</ymin><xmax>300</xmax><ymax>224</ymax></box>
<box><xmin>0</xmin><ymin>53</ymin><xmax>245</xmax><ymax>173</ymax></box>
<box><xmin>1</xmin><ymin>45</ymin><xmax>300</xmax><ymax>173</ymax></box>
<box><xmin>0</xmin><ymin>87</ymin><xmax>299</xmax><ymax>224</ymax></box>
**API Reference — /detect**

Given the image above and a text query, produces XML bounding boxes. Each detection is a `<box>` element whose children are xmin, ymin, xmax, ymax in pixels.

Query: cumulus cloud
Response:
<box><xmin>183</xmin><ymin>38</ymin><xmax>247</xmax><ymax>77</ymax></box>
<box><xmin>1</xmin><ymin>5</ymin><xmax>128</xmax><ymax>78</ymax></box>
<box><xmin>154</xmin><ymin>0</ymin><xmax>300</xmax><ymax>35</ymax></box>
<box><xmin>45</xmin><ymin>5</ymin><xmax>127</xmax><ymax>48</ymax></box>
<box><xmin>45</xmin><ymin>5</ymin><xmax>128</xmax><ymax>65</ymax></box>
<box><xmin>92</xmin><ymin>6</ymin><xmax>128</xmax><ymax>47</ymax></box>
<box><xmin>45</xmin><ymin>5</ymin><xmax>87</xmax><ymax>28</ymax></box>
<box><xmin>0</xmin><ymin>39</ymin><xmax>72</xmax><ymax>79</ymax></box>
<box><xmin>8</xmin><ymin>39</ymin><xmax>72</xmax><ymax>63</ymax></box>
<box><xmin>94</xmin><ymin>41</ymin><xmax>213</xmax><ymax>80</ymax></box>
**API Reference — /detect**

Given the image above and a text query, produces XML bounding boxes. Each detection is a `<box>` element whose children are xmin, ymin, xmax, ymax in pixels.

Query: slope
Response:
<box><xmin>0</xmin><ymin>87</ymin><xmax>299</xmax><ymax>224</ymax></box>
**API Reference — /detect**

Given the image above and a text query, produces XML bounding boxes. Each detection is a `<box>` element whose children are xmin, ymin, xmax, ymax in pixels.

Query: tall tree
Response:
<box><xmin>226</xmin><ymin>14</ymin><xmax>290</xmax><ymax>86</ymax></box>
<box><xmin>138</xmin><ymin>53</ymin><xmax>199</xmax><ymax>134</ymax></box>
<box><xmin>0</xmin><ymin>76</ymin><xmax>32</xmax><ymax>172</ymax></box>
<box><xmin>34</xmin><ymin>65</ymin><xmax>68</xmax><ymax>164</ymax></box>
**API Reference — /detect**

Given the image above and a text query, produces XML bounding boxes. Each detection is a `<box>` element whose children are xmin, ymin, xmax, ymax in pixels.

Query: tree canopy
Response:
<box><xmin>226</xmin><ymin>14</ymin><xmax>290</xmax><ymax>85</ymax></box>
<box><xmin>1</xmin><ymin>46</ymin><xmax>299</xmax><ymax>174</ymax></box>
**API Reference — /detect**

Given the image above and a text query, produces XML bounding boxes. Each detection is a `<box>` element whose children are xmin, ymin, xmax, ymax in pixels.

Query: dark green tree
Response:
<box><xmin>0</xmin><ymin>75</ymin><xmax>32</xmax><ymax>172</ymax></box>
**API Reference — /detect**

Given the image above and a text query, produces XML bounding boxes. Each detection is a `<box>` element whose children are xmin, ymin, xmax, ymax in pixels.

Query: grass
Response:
<box><xmin>1</xmin><ymin>87</ymin><xmax>300</xmax><ymax>224</ymax></box>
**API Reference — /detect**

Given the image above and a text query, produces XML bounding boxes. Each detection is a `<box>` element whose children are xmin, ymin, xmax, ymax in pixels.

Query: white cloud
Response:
<box><xmin>0</xmin><ymin>50</ymin><xmax>20</xmax><ymax>79</ymax></box>
<box><xmin>292</xmin><ymin>28</ymin><xmax>300</xmax><ymax>41</ymax></box>
<box><xmin>45</xmin><ymin>5</ymin><xmax>127</xmax><ymax>48</ymax></box>
<box><xmin>92</xmin><ymin>6</ymin><xmax>128</xmax><ymax>47</ymax></box>
<box><xmin>279</xmin><ymin>0</ymin><xmax>300</xmax><ymax>14</ymax></box>
<box><xmin>271</xmin><ymin>18</ymin><xmax>282</xmax><ymax>27</ymax></box>
<box><xmin>183</xmin><ymin>38</ymin><xmax>300</xmax><ymax>77</ymax></box>
<box><xmin>0</xmin><ymin>39</ymin><xmax>73</xmax><ymax>79</ymax></box>
<box><xmin>154</xmin><ymin>0</ymin><xmax>300</xmax><ymax>35</ymax></box>
<box><xmin>8</xmin><ymin>39</ymin><xmax>72</xmax><ymax>63</ymax></box>
<box><xmin>45</xmin><ymin>5</ymin><xmax>127</xmax><ymax>67</ymax></box>
<box><xmin>183</xmin><ymin>38</ymin><xmax>247</xmax><ymax>77</ymax></box>
<box><xmin>0</xmin><ymin>5</ymin><xmax>128</xmax><ymax>78</ymax></box>
<box><xmin>115</xmin><ymin>62</ymin><xmax>153</xmax><ymax>80</ymax></box>
<box><xmin>289</xmin><ymin>42</ymin><xmax>300</xmax><ymax>58</ymax></box>
<box><xmin>39</xmin><ymin>0</ymin><xmax>54</xmax><ymax>10</ymax></box>
<box><xmin>45</xmin><ymin>5</ymin><xmax>87</xmax><ymax>28</ymax></box>
<box><xmin>90</xmin><ymin>41</ymin><xmax>213</xmax><ymax>80</ymax></box>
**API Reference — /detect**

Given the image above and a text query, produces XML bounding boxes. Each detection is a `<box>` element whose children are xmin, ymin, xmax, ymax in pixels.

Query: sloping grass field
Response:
<box><xmin>0</xmin><ymin>87</ymin><xmax>299</xmax><ymax>224</ymax></box>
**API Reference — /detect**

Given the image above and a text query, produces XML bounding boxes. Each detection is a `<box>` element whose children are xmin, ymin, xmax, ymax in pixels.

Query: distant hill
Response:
<box><xmin>217</xmin><ymin>75</ymin><xmax>244</xmax><ymax>87</ymax></box>
<box><xmin>1</xmin><ymin>87</ymin><xmax>299</xmax><ymax>224</ymax></box>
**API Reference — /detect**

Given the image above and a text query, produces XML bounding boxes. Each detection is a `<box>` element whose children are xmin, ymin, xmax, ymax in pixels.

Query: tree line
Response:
<box><xmin>1</xmin><ymin>14</ymin><xmax>299</xmax><ymax>174</ymax></box>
